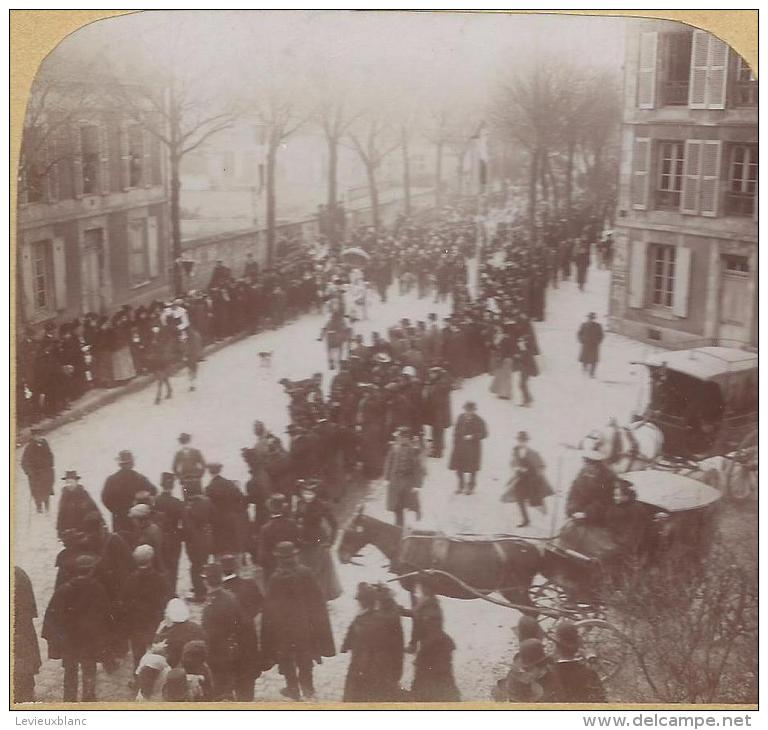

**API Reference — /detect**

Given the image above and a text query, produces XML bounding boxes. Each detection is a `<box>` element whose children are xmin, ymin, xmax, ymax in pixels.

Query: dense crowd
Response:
<box><xmin>16</xmin><ymin>197</ymin><xmax>619</xmax><ymax>705</ymax></box>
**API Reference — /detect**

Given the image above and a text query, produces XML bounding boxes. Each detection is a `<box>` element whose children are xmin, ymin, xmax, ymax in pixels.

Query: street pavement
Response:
<box><xmin>14</xmin><ymin>262</ymin><xmax>660</xmax><ymax>704</ymax></box>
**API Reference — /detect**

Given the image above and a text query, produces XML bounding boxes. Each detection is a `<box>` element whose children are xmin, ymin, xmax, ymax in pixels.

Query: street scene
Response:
<box><xmin>14</xmin><ymin>11</ymin><xmax>757</xmax><ymax>709</ymax></box>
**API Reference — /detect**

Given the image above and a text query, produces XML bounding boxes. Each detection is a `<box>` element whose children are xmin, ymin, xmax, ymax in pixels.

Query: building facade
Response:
<box><xmin>610</xmin><ymin>20</ymin><xmax>757</xmax><ymax>350</ymax></box>
<box><xmin>17</xmin><ymin>80</ymin><xmax>170</xmax><ymax>328</ymax></box>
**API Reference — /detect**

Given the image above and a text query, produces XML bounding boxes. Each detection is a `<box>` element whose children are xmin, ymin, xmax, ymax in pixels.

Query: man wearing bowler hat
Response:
<box><xmin>56</xmin><ymin>470</ymin><xmax>100</xmax><ymax>539</ymax></box>
<box><xmin>172</xmin><ymin>433</ymin><xmax>206</xmax><ymax>498</ymax></box>
<box><xmin>21</xmin><ymin>427</ymin><xmax>55</xmax><ymax>514</ymax></box>
<box><xmin>550</xmin><ymin>619</ymin><xmax>605</xmax><ymax>702</ymax></box>
<box><xmin>101</xmin><ymin>450</ymin><xmax>156</xmax><ymax>532</ymax></box>
<box><xmin>261</xmin><ymin>541</ymin><xmax>335</xmax><ymax>701</ymax></box>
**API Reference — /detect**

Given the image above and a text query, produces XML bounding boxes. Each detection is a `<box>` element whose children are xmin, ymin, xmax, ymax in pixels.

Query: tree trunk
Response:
<box><xmin>366</xmin><ymin>162</ymin><xmax>380</xmax><ymax>232</ymax></box>
<box><xmin>565</xmin><ymin>141</ymin><xmax>575</xmax><ymax>216</ymax></box>
<box><xmin>266</xmin><ymin>143</ymin><xmax>277</xmax><ymax>264</ymax></box>
<box><xmin>326</xmin><ymin>135</ymin><xmax>339</xmax><ymax>243</ymax></box>
<box><xmin>169</xmin><ymin>151</ymin><xmax>183</xmax><ymax>295</ymax></box>
<box><xmin>435</xmin><ymin>140</ymin><xmax>444</xmax><ymax>207</ymax></box>
<box><xmin>527</xmin><ymin>147</ymin><xmax>539</xmax><ymax>236</ymax></box>
<box><xmin>401</xmin><ymin>126</ymin><xmax>411</xmax><ymax>217</ymax></box>
<box><xmin>456</xmin><ymin>147</ymin><xmax>467</xmax><ymax>197</ymax></box>
<box><xmin>545</xmin><ymin>155</ymin><xmax>559</xmax><ymax>213</ymax></box>
<box><xmin>538</xmin><ymin>150</ymin><xmax>549</xmax><ymax>203</ymax></box>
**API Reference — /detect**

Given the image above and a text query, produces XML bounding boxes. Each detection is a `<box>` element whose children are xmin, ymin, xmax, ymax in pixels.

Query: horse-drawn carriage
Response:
<box><xmin>338</xmin><ymin>470</ymin><xmax>722</xmax><ymax>684</ymax></box>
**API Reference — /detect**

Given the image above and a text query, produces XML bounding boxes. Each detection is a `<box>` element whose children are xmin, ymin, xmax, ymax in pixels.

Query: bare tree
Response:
<box><xmin>346</xmin><ymin>115</ymin><xmax>399</xmax><ymax>232</ymax></box>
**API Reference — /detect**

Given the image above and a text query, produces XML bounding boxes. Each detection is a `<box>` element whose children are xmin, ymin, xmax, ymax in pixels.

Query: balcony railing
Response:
<box><xmin>655</xmin><ymin>189</ymin><xmax>681</xmax><ymax>210</ymax></box>
<box><xmin>662</xmin><ymin>80</ymin><xmax>690</xmax><ymax>106</ymax></box>
<box><xmin>725</xmin><ymin>191</ymin><xmax>755</xmax><ymax>217</ymax></box>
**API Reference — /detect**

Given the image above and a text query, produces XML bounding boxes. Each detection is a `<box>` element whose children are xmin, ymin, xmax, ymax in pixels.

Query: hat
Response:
<box><xmin>299</xmin><ymin>480</ymin><xmax>319</xmax><ymax>493</ymax></box>
<box><xmin>207</xmin><ymin>462</ymin><xmax>223</xmax><ymax>474</ymax></box>
<box><xmin>463</xmin><ymin>401</ymin><xmax>477</xmax><ymax>411</ymax></box>
<box><xmin>30</xmin><ymin>427</ymin><xmax>43</xmax><ymax>435</ymax></box>
<box><xmin>117</xmin><ymin>450</ymin><xmax>134</xmax><ymax>465</ymax></box>
<box><xmin>74</xmin><ymin>554</ymin><xmax>98</xmax><ymax>573</ymax></box>
<box><xmin>129</xmin><ymin>503</ymin><xmax>152</xmax><ymax>520</ymax></box>
<box><xmin>587</xmin><ymin>312</ymin><xmax>597</xmax><ymax>320</ymax></box>
<box><xmin>220</xmin><ymin>554</ymin><xmax>238</xmax><ymax>575</ymax></box>
<box><xmin>515</xmin><ymin>615</ymin><xmax>544</xmax><ymax>642</ymax></box>
<box><xmin>160</xmin><ymin>472</ymin><xmax>176</xmax><ymax>487</ymax></box>
<box><xmin>62</xmin><ymin>470</ymin><xmax>81</xmax><ymax>481</ymax></box>
<box><xmin>513</xmin><ymin>638</ymin><xmax>548</xmax><ymax>671</ymax></box>
<box><xmin>267</xmin><ymin>494</ymin><xmax>286</xmax><ymax>514</ymax></box>
<box><xmin>553</xmin><ymin>619</ymin><xmax>581</xmax><ymax>654</ymax></box>
<box><xmin>402</xmin><ymin>365</ymin><xmax>417</xmax><ymax>377</ymax></box>
<box><xmin>133</xmin><ymin>544</ymin><xmax>155</xmax><ymax>565</ymax></box>
<box><xmin>516</xmin><ymin>431</ymin><xmax>530</xmax><ymax>442</ymax></box>
<box><xmin>165</xmin><ymin>598</ymin><xmax>190</xmax><ymax>624</ymax></box>
<box><xmin>202</xmin><ymin>562</ymin><xmax>224</xmax><ymax>584</ymax></box>
<box><xmin>178</xmin><ymin>433</ymin><xmax>191</xmax><ymax>444</ymax></box>
<box><xmin>355</xmin><ymin>582</ymin><xmax>377</xmax><ymax>605</ymax></box>
<box><xmin>373</xmin><ymin>352</ymin><xmax>392</xmax><ymax>364</ymax></box>
<box><xmin>580</xmin><ymin>440</ymin><xmax>607</xmax><ymax>461</ymax></box>
<box><xmin>273</xmin><ymin>541</ymin><xmax>299</xmax><ymax>558</ymax></box>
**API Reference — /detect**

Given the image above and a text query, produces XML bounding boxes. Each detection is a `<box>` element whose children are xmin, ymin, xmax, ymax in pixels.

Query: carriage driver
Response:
<box><xmin>565</xmin><ymin>439</ymin><xmax>616</xmax><ymax>527</ymax></box>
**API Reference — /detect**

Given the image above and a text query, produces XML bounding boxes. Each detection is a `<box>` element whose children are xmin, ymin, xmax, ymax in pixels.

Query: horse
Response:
<box><xmin>337</xmin><ymin>510</ymin><xmax>544</xmax><ymax>606</ymax></box>
<box><xmin>578</xmin><ymin>417</ymin><xmax>664</xmax><ymax>474</ymax></box>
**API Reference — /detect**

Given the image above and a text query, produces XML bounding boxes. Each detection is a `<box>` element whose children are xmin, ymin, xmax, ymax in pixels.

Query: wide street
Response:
<box><xmin>15</xmin><ymin>262</ymin><xmax>661</xmax><ymax>703</ymax></box>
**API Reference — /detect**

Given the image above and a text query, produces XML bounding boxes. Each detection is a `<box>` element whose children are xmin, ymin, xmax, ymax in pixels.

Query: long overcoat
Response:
<box><xmin>449</xmin><ymin>412</ymin><xmax>488</xmax><ymax>473</ymax></box>
<box><xmin>577</xmin><ymin>321</ymin><xmax>604</xmax><ymax>365</ymax></box>
<box><xmin>21</xmin><ymin>439</ymin><xmax>55</xmax><ymax>503</ymax></box>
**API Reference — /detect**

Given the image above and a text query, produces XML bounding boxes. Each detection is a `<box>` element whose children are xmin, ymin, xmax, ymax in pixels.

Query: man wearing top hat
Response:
<box><xmin>422</xmin><ymin>367</ymin><xmax>452</xmax><ymax>458</ymax></box>
<box><xmin>21</xmin><ymin>427</ymin><xmax>55</xmax><ymax>514</ymax></box>
<box><xmin>549</xmin><ymin>619</ymin><xmax>605</xmax><ymax>702</ymax></box>
<box><xmin>56</xmin><ymin>470</ymin><xmax>100</xmax><ymax>540</ymax></box>
<box><xmin>101</xmin><ymin>451</ymin><xmax>157</xmax><ymax>532</ymax></box>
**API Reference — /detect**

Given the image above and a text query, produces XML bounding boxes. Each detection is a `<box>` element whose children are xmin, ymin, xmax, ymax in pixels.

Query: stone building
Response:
<box><xmin>610</xmin><ymin>20</ymin><xmax>757</xmax><ymax>349</ymax></box>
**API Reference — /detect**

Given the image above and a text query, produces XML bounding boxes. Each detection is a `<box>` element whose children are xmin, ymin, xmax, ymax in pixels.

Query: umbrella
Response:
<box><xmin>341</xmin><ymin>247</ymin><xmax>371</xmax><ymax>265</ymax></box>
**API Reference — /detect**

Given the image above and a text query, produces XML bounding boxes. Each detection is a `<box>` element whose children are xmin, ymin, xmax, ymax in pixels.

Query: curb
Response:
<box><xmin>15</xmin><ymin>330</ymin><xmax>253</xmax><ymax>447</ymax></box>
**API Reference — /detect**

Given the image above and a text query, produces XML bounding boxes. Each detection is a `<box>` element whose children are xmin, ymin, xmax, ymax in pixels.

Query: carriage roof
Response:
<box><xmin>640</xmin><ymin>347</ymin><xmax>757</xmax><ymax>383</ymax></box>
<box><xmin>623</xmin><ymin>470</ymin><xmax>721</xmax><ymax>512</ymax></box>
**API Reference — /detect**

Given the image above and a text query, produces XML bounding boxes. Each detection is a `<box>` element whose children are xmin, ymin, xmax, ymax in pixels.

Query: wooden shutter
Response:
<box><xmin>689</xmin><ymin>30</ymin><xmax>710</xmax><ymax>109</ymax></box>
<box><xmin>146</xmin><ymin>216</ymin><xmax>159</xmax><ymax>278</ymax></box>
<box><xmin>120</xmin><ymin>123</ymin><xmax>131</xmax><ymax>190</ymax></box>
<box><xmin>706</xmin><ymin>37</ymin><xmax>729</xmax><ymax>109</ymax></box>
<box><xmin>43</xmin><ymin>138</ymin><xmax>59</xmax><ymax>204</ymax></box>
<box><xmin>630</xmin><ymin>137</ymin><xmax>651</xmax><ymax>210</ymax></box>
<box><xmin>72</xmin><ymin>125</ymin><xmax>84</xmax><ymax>198</ymax></box>
<box><xmin>673</xmin><ymin>247</ymin><xmax>692</xmax><ymax>317</ymax></box>
<box><xmin>681</xmin><ymin>140</ymin><xmax>703</xmax><ymax>214</ymax></box>
<box><xmin>142</xmin><ymin>128</ymin><xmax>152</xmax><ymax>187</ymax></box>
<box><xmin>637</xmin><ymin>32</ymin><xmax>658</xmax><ymax>109</ymax></box>
<box><xmin>98</xmin><ymin>121</ymin><xmax>110</xmax><ymax>195</ymax></box>
<box><xmin>52</xmin><ymin>237</ymin><xmax>67</xmax><ymax>311</ymax></box>
<box><xmin>699</xmin><ymin>140</ymin><xmax>722</xmax><ymax>217</ymax></box>
<box><xmin>20</xmin><ymin>244</ymin><xmax>35</xmax><ymax>320</ymax></box>
<box><xmin>628</xmin><ymin>238</ymin><xmax>647</xmax><ymax>308</ymax></box>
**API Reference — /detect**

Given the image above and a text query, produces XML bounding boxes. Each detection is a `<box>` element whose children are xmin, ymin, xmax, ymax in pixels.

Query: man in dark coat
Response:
<box><xmin>182</xmin><ymin>489</ymin><xmax>213</xmax><ymax>603</ymax></box>
<box><xmin>172</xmin><ymin>433</ymin><xmax>207</xmax><ymax>497</ymax></box>
<box><xmin>449</xmin><ymin>401</ymin><xmax>488</xmax><ymax>494</ymax></box>
<box><xmin>205</xmin><ymin>463</ymin><xmax>246</xmax><ymax>557</ymax></box>
<box><xmin>577</xmin><ymin>312</ymin><xmax>604</xmax><ymax>378</ymax></box>
<box><xmin>410</xmin><ymin>613</ymin><xmax>460</xmax><ymax>702</ymax></box>
<box><xmin>201</xmin><ymin>562</ymin><xmax>241</xmax><ymax>700</ymax></box>
<box><xmin>261</xmin><ymin>541</ymin><xmax>335</xmax><ymax>701</ymax></box>
<box><xmin>422</xmin><ymin>367</ymin><xmax>452</xmax><ymax>458</ymax></box>
<box><xmin>118</xmin><ymin>545</ymin><xmax>171</xmax><ymax>668</ymax></box>
<box><xmin>56</xmin><ymin>470</ymin><xmax>100</xmax><ymax>539</ymax></box>
<box><xmin>259</xmin><ymin>494</ymin><xmax>301</xmax><ymax>579</ymax></box>
<box><xmin>13</xmin><ymin>566</ymin><xmax>41</xmax><ymax>703</ymax></box>
<box><xmin>101</xmin><ymin>450</ymin><xmax>157</xmax><ymax>532</ymax></box>
<box><xmin>565</xmin><ymin>444</ymin><xmax>616</xmax><ymax>528</ymax></box>
<box><xmin>154</xmin><ymin>472</ymin><xmax>184</xmax><ymax>594</ymax></box>
<box><xmin>221</xmin><ymin>554</ymin><xmax>263</xmax><ymax>700</ymax></box>
<box><xmin>21</xmin><ymin>428</ymin><xmax>55</xmax><ymax>513</ymax></box>
<box><xmin>550</xmin><ymin>620</ymin><xmax>606</xmax><ymax>702</ymax></box>
<box><xmin>42</xmin><ymin>554</ymin><xmax>114</xmax><ymax>702</ymax></box>
<box><xmin>208</xmin><ymin>259</ymin><xmax>232</xmax><ymax>290</ymax></box>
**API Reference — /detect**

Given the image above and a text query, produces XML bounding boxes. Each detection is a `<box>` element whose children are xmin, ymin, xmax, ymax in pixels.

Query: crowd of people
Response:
<box><xmin>16</xmin><ymin>196</ymin><xmax>618</xmax><ymax>704</ymax></box>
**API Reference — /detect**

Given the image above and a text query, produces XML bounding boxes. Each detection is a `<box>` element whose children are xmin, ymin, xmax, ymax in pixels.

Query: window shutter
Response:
<box><xmin>681</xmin><ymin>140</ymin><xmax>702</xmax><ymax>214</ymax></box>
<box><xmin>72</xmin><ymin>125</ymin><xmax>84</xmax><ymax>198</ymax></box>
<box><xmin>628</xmin><ymin>238</ymin><xmax>647</xmax><ymax>308</ymax></box>
<box><xmin>20</xmin><ymin>244</ymin><xmax>35</xmax><ymax>320</ymax></box>
<box><xmin>672</xmin><ymin>247</ymin><xmax>692</xmax><ymax>317</ymax></box>
<box><xmin>52</xmin><ymin>237</ymin><xmax>67</xmax><ymax>311</ymax></box>
<box><xmin>637</xmin><ymin>32</ymin><xmax>658</xmax><ymax>109</ymax></box>
<box><xmin>146</xmin><ymin>216</ymin><xmax>159</xmax><ymax>278</ymax></box>
<box><xmin>699</xmin><ymin>140</ymin><xmax>722</xmax><ymax>217</ymax></box>
<box><xmin>98</xmin><ymin>121</ymin><xmax>110</xmax><ymax>195</ymax></box>
<box><xmin>120</xmin><ymin>123</ymin><xmax>131</xmax><ymax>190</ymax></box>
<box><xmin>706</xmin><ymin>37</ymin><xmax>729</xmax><ymax>109</ymax></box>
<box><xmin>689</xmin><ymin>30</ymin><xmax>710</xmax><ymax>109</ymax></box>
<box><xmin>44</xmin><ymin>138</ymin><xmax>59</xmax><ymax>204</ymax></box>
<box><xmin>630</xmin><ymin>137</ymin><xmax>651</xmax><ymax>210</ymax></box>
<box><xmin>142</xmin><ymin>128</ymin><xmax>152</xmax><ymax>187</ymax></box>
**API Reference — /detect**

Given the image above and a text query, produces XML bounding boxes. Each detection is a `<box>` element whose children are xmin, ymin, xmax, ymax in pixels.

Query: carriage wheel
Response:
<box><xmin>571</xmin><ymin>619</ymin><xmax>631</xmax><ymax>685</ymax></box>
<box><xmin>528</xmin><ymin>580</ymin><xmax>603</xmax><ymax>625</ymax></box>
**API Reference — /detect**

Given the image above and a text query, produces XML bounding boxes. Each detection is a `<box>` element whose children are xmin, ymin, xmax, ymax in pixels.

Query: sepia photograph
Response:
<box><xmin>10</xmin><ymin>8</ymin><xmax>758</xmax><ymax>712</ymax></box>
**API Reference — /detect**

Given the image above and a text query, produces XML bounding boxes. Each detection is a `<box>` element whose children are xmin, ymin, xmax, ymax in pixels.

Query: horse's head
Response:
<box><xmin>337</xmin><ymin>506</ymin><xmax>372</xmax><ymax>565</ymax></box>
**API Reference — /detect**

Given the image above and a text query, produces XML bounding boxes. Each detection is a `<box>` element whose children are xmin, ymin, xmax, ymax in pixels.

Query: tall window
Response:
<box><xmin>128</xmin><ymin>219</ymin><xmax>148</xmax><ymax>285</ymax></box>
<box><xmin>734</xmin><ymin>56</ymin><xmax>757</xmax><ymax>106</ymax></box>
<box><xmin>726</xmin><ymin>144</ymin><xmax>757</xmax><ymax>216</ymax></box>
<box><xmin>650</xmin><ymin>244</ymin><xmax>676</xmax><ymax>307</ymax></box>
<box><xmin>656</xmin><ymin>141</ymin><xmax>684</xmax><ymax>209</ymax></box>
<box><xmin>661</xmin><ymin>32</ymin><xmax>693</xmax><ymax>105</ymax></box>
<box><xmin>32</xmin><ymin>240</ymin><xmax>54</xmax><ymax>311</ymax></box>
<box><xmin>80</xmin><ymin>125</ymin><xmax>100</xmax><ymax>195</ymax></box>
<box><xmin>128</xmin><ymin>125</ymin><xmax>145</xmax><ymax>187</ymax></box>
